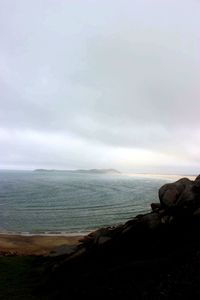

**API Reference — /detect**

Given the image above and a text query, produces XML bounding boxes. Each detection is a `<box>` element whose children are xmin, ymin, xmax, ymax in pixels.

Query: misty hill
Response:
<box><xmin>34</xmin><ymin>169</ymin><xmax>55</xmax><ymax>172</ymax></box>
<box><xmin>34</xmin><ymin>168</ymin><xmax>121</xmax><ymax>175</ymax></box>
<box><xmin>74</xmin><ymin>168</ymin><xmax>121</xmax><ymax>174</ymax></box>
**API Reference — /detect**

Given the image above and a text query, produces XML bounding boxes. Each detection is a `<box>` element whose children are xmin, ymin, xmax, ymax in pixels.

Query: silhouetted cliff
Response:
<box><xmin>45</xmin><ymin>175</ymin><xmax>200</xmax><ymax>299</ymax></box>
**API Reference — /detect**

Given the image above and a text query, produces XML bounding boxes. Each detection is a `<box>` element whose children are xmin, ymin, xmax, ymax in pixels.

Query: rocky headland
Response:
<box><xmin>45</xmin><ymin>175</ymin><xmax>200</xmax><ymax>299</ymax></box>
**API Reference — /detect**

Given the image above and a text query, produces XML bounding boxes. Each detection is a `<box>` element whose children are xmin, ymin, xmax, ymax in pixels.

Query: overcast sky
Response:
<box><xmin>1</xmin><ymin>0</ymin><xmax>200</xmax><ymax>174</ymax></box>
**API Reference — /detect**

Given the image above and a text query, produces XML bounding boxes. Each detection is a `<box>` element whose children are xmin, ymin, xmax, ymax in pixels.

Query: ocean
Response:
<box><xmin>0</xmin><ymin>170</ymin><xmax>182</xmax><ymax>235</ymax></box>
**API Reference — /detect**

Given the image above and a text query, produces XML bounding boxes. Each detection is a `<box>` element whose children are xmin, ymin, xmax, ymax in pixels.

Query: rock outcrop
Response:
<box><xmin>66</xmin><ymin>175</ymin><xmax>200</xmax><ymax>255</ymax></box>
<box><xmin>159</xmin><ymin>176</ymin><xmax>200</xmax><ymax>211</ymax></box>
<box><xmin>47</xmin><ymin>175</ymin><xmax>200</xmax><ymax>299</ymax></box>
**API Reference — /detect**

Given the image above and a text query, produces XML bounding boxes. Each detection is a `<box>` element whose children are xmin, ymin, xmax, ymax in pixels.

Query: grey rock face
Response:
<box><xmin>159</xmin><ymin>176</ymin><xmax>200</xmax><ymax>210</ymax></box>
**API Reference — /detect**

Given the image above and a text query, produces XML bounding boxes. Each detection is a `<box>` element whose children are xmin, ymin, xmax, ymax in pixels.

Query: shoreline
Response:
<box><xmin>0</xmin><ymin>231</ymin><xmax>90</xmax><ymax>237</ymax></box>
<box><xmin>0</xmin><ymin>233</ymin><xmax>85</xmax><ymax>256</ymax></box>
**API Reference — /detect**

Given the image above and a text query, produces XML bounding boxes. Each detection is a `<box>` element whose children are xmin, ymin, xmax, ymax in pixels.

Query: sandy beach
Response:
<box><xmin>0</xmin><ymin>234</ymin><xmax>82</xmax><ymax>256</ymax></box>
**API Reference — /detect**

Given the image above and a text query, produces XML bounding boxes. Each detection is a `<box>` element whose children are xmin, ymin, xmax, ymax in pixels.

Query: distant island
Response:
<box><xmin>74</xmin><ymin>169</ymin><xmax>121</xmax><ymax>174</ymax></box>
<box><xmin>34</xmin><ymin>168</ymin><xmax>121</xmax><ymax>175</ymax></box>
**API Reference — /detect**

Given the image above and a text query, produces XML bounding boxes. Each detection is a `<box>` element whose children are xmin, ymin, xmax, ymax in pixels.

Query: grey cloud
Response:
<box><xmin>0</xmin><ymin>0</ymin><xmax>200</xmax><ymax>171</ymax></box>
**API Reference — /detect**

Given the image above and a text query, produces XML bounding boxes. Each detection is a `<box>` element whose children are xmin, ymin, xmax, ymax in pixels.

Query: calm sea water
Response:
<box><xmin>0</xmin><ymin>170</ymin><xmax>177</xmax><ymax>235</ymax></box>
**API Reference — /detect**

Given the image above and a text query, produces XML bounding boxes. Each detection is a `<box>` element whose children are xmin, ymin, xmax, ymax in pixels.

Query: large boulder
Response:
<box><xmin>159</xmin><ymin>175</ymin><xmax>200</xmax><ymax>211</ymax></box>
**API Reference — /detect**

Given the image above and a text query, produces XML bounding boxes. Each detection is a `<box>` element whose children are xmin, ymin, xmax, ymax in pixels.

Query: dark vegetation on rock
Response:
<box><xmin>42</xmin><ymin>175</ymin><xmax>200</xmax><ymax>299</ymax></box>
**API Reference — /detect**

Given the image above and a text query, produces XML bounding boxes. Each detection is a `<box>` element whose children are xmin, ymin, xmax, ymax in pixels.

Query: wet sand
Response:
<box><xmin>0</xmin><ymin>234</ymin><xmax>82</xmax><ymax>256</ymax></box>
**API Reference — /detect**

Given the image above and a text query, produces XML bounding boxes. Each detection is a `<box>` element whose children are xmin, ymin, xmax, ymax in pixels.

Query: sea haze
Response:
<box><xmin>0</xmin><ymin>170</ymin><xmax>180</xmax><ymax>235</ymax></box>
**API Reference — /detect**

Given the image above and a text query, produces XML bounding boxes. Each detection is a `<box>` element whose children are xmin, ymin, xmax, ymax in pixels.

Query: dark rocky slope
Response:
<box><xmin>45</xmin><ymin>175</ymin><xmax>200</xmax><ymax>299</ymax></box>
